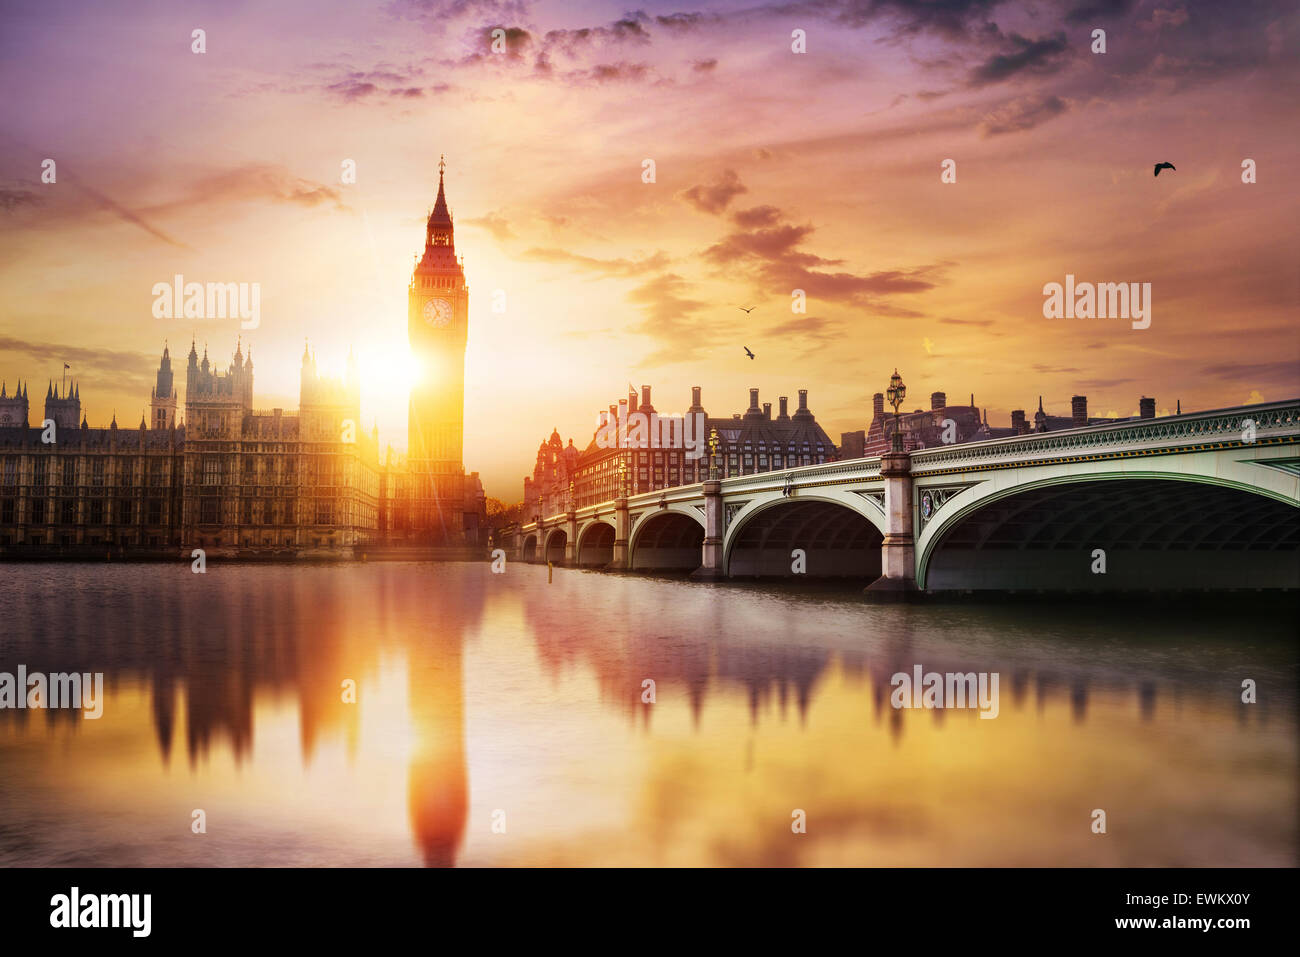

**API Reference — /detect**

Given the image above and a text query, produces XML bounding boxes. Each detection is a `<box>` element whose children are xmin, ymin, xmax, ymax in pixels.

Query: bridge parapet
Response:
<box><xmin>911</xmin><ymin>401</ymin><xmax>1300</xmax><ymax>476</ymax></box>
<box><xmin>532</xmin><ymin>458</ymin><xmax>890</xmax><ymax>533</ymax></box>
<box><xmin>713</xmin><ymin>456</ymin><xmax>884</xmax><ymax>494</ymax></box>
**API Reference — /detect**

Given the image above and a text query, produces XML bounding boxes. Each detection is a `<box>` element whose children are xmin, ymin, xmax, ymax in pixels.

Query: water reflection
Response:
<box><xmin>0</xmin><ymin>563</ymin><xmax>1295</xmax><ymax>866</ymax></box>
<box><xmin>407</xmin><ymin>623</ymin><xmax>467</xmax><ymax>868</ymax></box>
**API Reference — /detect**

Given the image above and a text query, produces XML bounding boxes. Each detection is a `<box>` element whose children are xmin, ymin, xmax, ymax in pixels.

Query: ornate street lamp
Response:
<box><xmin>568</xmin><ymin>478</ymin><xmax>575</xmax><ymax>511</ymax></box>
<box><xmin>708</xmin><ymin>427</ymin><xmax>720</xmax><ymax>480</ymax></box>
<box><xmin>617</xmin><ymin>457</ymin><xmax>629</xmax><ymax>498</ymax></box>
<box><xmin>886</xmin><ymin>368</ymin><xmax>907</xmax><ymax>453</ymax></box>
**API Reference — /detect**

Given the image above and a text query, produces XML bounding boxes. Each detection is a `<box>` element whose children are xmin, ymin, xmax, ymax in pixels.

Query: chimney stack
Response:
<box><xmin>778</xmin><ymin>396</ymin><xmax>789</xmax><ymax>419</ymax></box>
<box><xmin>641</xmin><ymin>384</ymin><xmax>652</xmax><ymax>411</ymax></box>
<box><xmin>629</xmin><ymin>389</ymin><xmax>638</xmax><ymax>413</ymax></box>
<box><xmin>873</xmin><ymin>393</ymin><xmax>885</xmax><ymax>417</ymax></box>
<box><xmin>931</xmin><ymin>391</ymin><xmax>946</xmax><ymax>411</ymax></box>
<box><xmin>690</xmin><ymin>386</ymin><xmax>702</xmax><ymax>411</ymax></box>
<box><xmin>795</xmin><ymin>389</ymin><xmax>811</xmax><ymax>418</ymax></box>
<box><xmin>1071</xmin><ymin>395</ymin><xmax>1088</xmax><ymax>426</ymax></box>
<box><xmin>763</xmin><ymin>402</ymin><xmax>771</xmax><ymax>419</ymax></box>
<box><xmin>749</xmin><ymin>388</ymin><xmax>759</xmax><ymax>410</ymax></box>
<box><xmin>1011</xmin><ymin>409</ymin><xmax>1027</xmax><ymax>433</ymax></box>
<box><xmin>1139</xmin><ymin>397</ymin><xmax>1156</xmax><ymax>419</ymax></box>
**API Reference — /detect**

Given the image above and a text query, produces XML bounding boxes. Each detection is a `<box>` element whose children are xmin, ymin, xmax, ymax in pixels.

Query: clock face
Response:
<box><xmin>423</xmin><ymin>298</ymin><xmax>453</xmax><ymax>328</ymax></box>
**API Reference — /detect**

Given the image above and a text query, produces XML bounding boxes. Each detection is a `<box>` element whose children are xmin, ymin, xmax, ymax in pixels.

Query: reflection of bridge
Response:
<box><xmin>506</xmin><ymin>401</ymin><xmax>1300</xmax><ymax>595</ymax></box>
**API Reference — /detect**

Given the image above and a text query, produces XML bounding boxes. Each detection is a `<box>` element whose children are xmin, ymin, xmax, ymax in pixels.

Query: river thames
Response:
<box><xmin>0</xmin><ymin>562</ymin><xmax>1295</xmax><ymax>867</ymax></box>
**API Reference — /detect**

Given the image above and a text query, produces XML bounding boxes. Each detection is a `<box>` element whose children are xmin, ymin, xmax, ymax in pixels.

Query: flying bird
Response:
<box><xmin>744</xmin><ymin>347</ymin><xmax>755</xmax><ymax>360</ymax></box>
<box><xmin>738</xmin><ymin>305</ymin><xmax>756</xmax><ymax>314</ymax></box>
<box><xmin>1153</xmin><ymin>162</ymin><xmax>1176</xmax><ymax>177</ymax></box>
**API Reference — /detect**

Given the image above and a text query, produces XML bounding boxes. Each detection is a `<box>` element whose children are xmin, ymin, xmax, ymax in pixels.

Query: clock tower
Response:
<box><xmin>406</xmin><ymin>157</ymin><xmax>470</xmax><ymax>541</ymax></box>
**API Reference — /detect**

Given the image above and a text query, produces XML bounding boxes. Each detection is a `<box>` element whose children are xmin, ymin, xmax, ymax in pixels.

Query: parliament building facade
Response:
<box><xmin>0</xmin><ymin>171</ymin><xmax>484</xmax><ymax>553</ymax></box>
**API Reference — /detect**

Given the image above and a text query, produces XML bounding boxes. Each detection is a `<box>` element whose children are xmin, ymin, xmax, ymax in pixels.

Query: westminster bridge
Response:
<box><xmin>502</xmin><ymin>400</ymin><xmax>1300</xmax><ymax>595</ymax></box>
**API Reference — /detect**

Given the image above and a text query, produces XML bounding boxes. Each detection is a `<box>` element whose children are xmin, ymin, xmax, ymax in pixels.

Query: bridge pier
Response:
<box><xmin>609</xmin><ymin>497</ymin><xmax>630</xmax><ymax>570</ymax></box>
<box><xmin>690</xmin><ymin>479</ymin><xmax>725</xmax><ymax>581</ymax></box>
<box><xmin>864</xmin><ymin>450</ymin><xmax>918</xmax><ymax>600</ymax></box>
<box><xmin>563</xmin><ymin>511</ymin><xmax>577</xmax><ymax>565</ymax></box>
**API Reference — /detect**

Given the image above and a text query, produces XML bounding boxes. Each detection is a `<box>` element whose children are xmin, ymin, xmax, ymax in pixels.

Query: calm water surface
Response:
<box><xmin>0</xmin><ymin>562</ymin><xmax>1295</xmax><ymax>866</ymax></box>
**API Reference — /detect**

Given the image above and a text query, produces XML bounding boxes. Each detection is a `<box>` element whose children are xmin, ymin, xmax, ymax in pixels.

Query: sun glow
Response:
<box><xmin>359</xmin><ymin>344</ymin><xmax>422</xmax><ymax>398</ymax></box>
<box><xmin>355</xmin><ymin>342</ymin><xmax>422</xmax><ymax>452</ymax></box>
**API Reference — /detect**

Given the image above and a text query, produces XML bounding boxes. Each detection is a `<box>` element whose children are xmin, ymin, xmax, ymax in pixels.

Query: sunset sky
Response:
<box><xmin>1</xmin><ymin>0</ymin><xmax>1296</xmax><ymax>497</ymax></box>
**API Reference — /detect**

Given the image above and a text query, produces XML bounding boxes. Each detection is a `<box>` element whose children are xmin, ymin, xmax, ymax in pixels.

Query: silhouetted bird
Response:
<box><xmin>738</xmin><ymin>305</ymin><xmax>756</xmax><ymax>314</ymax></box>
<box><xmin>1153</xmin><ymin>162</ymin><xmax>1176</xmax><ymax>177</ymax></box>
<box><xmin>744</xmin><ymin>347</ymin><xmax>755</xmax><ymax>360</ymax></box>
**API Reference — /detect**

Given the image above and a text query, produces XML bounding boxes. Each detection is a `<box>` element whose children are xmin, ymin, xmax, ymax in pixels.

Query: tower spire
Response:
<box><xmin>428</xmin><ymin>155</ymin><xmax>452</xmax><ymax>236</ymax></box>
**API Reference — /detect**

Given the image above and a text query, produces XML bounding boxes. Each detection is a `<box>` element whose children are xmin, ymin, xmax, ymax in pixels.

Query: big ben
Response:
<box><xmin>406</xmin><ymin>157</ymin><xmax>471</xmax><ymax>543</ymax></box>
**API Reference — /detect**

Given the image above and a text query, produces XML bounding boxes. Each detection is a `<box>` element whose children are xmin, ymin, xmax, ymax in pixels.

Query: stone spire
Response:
<box><xmin>426</xmin><ymin>156</ymin><xmax>454</xmax><ymax>250</ymax></box>
<box><xmin>430</xmin><ymin>156</ymin><xmax>451</xmax><ymax>226</ymax></box>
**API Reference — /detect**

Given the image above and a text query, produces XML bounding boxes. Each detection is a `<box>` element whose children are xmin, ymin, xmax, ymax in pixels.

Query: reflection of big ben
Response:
<box><xmin>407</xmin><ymin>157</ymin><xmax>469</xmax><ymax>540</ymax></box>
<box><xmin>408</xmin><ymin>630</ymin><xmax>467</xmax><ymax>867</ymax></box>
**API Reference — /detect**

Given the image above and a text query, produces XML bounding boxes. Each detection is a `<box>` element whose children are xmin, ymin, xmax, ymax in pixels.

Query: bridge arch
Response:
<box><xmin>723</xmin><ymin>492</ymin><xmax>886</xmax><ymax>579</ymax></box>
<box><xmin>521</xmin><ymin>533</ymin><xmax>538</xmax><ymax>562</ymax></box>
<box><xmin>575</xmin><ymin>520</ymin><xmax>616</xmax><ymax>567</ymax></box>
<box><xmin>916</xmin><ymin>470</ymin><xmax>1300</xmax><ymax>591</ymax></box>
<box><xmin>543</xmin><ymin>527</ymin><xmax>567</xmax><ymax>564</ymax></box>
<box><xmin>628</xmin><ymin>506</ymin><xmax>706</xmax><ymax>571</ymax></box>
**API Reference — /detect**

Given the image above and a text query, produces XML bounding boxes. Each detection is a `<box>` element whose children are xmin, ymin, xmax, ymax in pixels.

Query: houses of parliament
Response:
<box><xmin>0</xmin><ymin>169</ymin><xmax>485</xmax><ymax>553</ymax></box>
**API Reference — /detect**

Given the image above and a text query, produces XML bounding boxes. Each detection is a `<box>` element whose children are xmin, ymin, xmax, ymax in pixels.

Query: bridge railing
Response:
<box><xmin>909</xmin><ymin>399</ymin><xmax>1300</xmax><ymax>475</ymax></box>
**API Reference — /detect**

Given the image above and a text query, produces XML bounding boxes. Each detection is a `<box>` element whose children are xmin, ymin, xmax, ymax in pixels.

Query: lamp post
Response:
<box><xmin>568</xmin><ymin>478</ymin><xmax>575</xmax><ymax>511</ymax></box>
<box><xmin>886</xmin><ymin>368</ymin><xmax>907</xmax><ymax>453</ymax></box>
<box><xmin>867</xmin><ymin>367</ymin><xmax>917</xmax><ymax>599</ymax></box>
<box><xmin>708</xmin><ymin>427</ymin><xmax>720</xmax><ymax>480</ymax></box>
<box><xmin>617</xmin><ymin>457</ymin><xmax>629</xmax><ymax>499</ymax></box>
